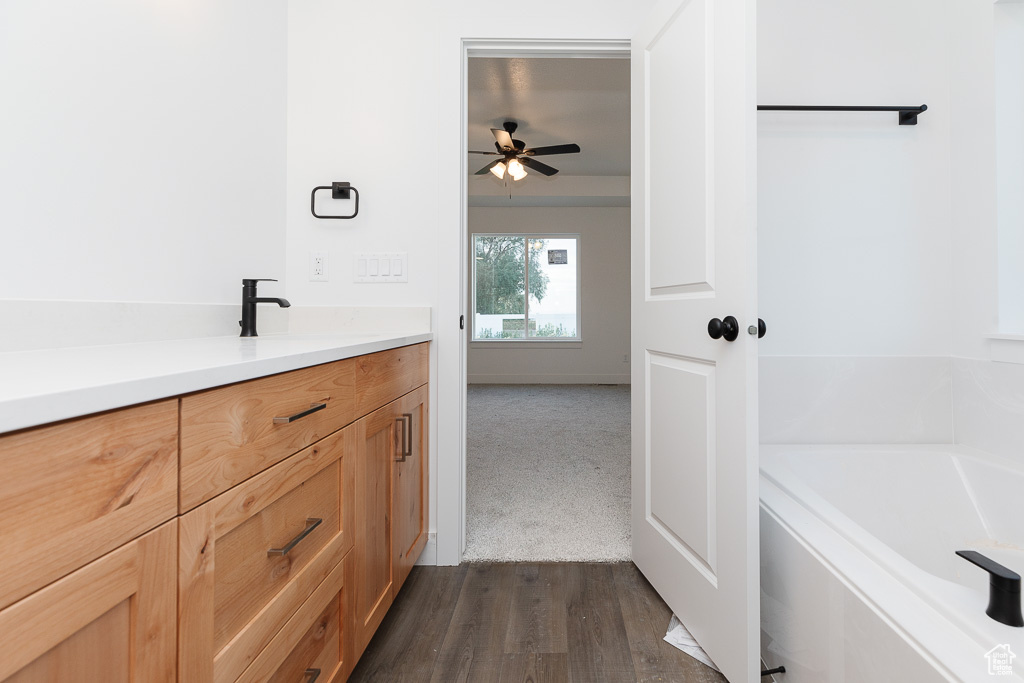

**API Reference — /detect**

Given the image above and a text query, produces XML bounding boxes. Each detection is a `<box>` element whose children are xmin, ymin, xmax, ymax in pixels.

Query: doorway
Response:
<box><xmin>461</xmin><ymin>48</ymin><xmax>632</xmax><ymax>561</ymax></box>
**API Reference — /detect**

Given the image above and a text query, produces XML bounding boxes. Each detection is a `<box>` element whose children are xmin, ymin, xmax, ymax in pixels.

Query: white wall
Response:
<box><xmin>757</xmin><ymin>0</ymin><xmax>956</xmax><ymax>443</ymax></box>
<box><xmin>0</xmin><ymin>0</ymin><xmax>287</xmax><ymax>305</ymax></box>
<box><xmin>286</xmin><ymin>0</ymin><xmax>659</xmax><ymax>564</ymax></box>
<box><xmin>467</xmin><ymin>207</ymin><xmax>630</xmax><ymax>384</ymax></box>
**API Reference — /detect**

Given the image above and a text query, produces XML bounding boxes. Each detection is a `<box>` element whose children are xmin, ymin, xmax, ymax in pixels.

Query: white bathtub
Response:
<box><xmin>760</xmin><ymin>444</ymin><xmax>1024</xmax><ymax>682</ymax></box>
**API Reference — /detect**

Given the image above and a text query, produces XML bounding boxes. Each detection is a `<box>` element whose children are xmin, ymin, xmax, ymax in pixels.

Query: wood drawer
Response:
<box><xmin>0</xmin><ymin>520</ymin><xmax>177</xmax><ymax>682</ymax></box>
<box><xmin>179</xmin><ymin>358</ymin><xmax>357</xmax><ymax>511</ymax></box>
<box><xmin>353</xmin><ymin>343</ymin><xmax>428</xmax><ymax>417</ymax></box>
<box><xmin>236</xmin><ymin>558</ymin><xmax>347</xmax><ymax>683</ymax></box>
<box><xmin>178</xmin><ymin>424</ymin><xmax>355</xmax><ymax>683</ymax></box>
<box><xmin>0</xmin><ymin>400</ymin><xmax>178</xmax><ymax>610</ymax></box>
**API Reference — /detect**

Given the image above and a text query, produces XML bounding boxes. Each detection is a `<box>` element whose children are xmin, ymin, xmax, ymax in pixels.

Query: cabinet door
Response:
<box><xmin>0</xmin><ymin>521</ymin><xmax>177</xmax><ymax>683</ymax></box>
<box><xmin>0</xmin><ymin>399</ymin><xmax>178</xmax><ymax>610</ymax></box>
<box><xmin>393</xmin><ymin>384</ymin><xmax>428</xmax><ymax>593</ymax></box>
<box><xmin>347</xmin><ymin>404</ymin><xmax>398</xmax><ymax>661</ymax></box>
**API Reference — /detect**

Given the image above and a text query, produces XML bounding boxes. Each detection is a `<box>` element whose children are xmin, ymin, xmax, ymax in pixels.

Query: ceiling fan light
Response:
<box><xmin>489</xmin><ymin>161</ymin><xmax>507</xmax><ymax>179</ymax></box>
<box><xmin>507</xmin><ymin>158</ymin><xmax>528</xmax><ymax>181</ymax></box>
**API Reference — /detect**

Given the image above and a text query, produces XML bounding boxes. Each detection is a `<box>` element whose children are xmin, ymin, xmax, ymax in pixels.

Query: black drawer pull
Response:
<box><xmin>273</xmin><ymin>402</ymin><xmax>327</xmax><ymax>424</ymax></box>
<box><xmin>304</xmin><ymin>669</ymin><xmax>321</xmax><ymax>683</ymax></box>
<box><xmin>267</xmin><ymin>518</ymin><xmax>323</xmax><ymax>557</ymax></box>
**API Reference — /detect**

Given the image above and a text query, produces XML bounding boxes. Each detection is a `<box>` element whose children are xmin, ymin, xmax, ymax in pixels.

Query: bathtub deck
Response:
<box><xmin>349</xmin><ymin>562</ymin><xmax>727</xmax><ymax>682</ymax></box>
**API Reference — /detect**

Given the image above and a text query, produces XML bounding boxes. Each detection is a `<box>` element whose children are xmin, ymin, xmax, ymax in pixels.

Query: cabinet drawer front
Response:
<box><xmin>237</xmin><ymin>560</ymin><xmax>346</xmax><ymax>683</ymax></box>
<box><xmin>0</xmin><ymin>400</ymin><xmax>178</xmax><ymax>610</ymax></box>
<box><xmin>180</xmin><ymin>359</ymin><xmax>356</xmax><ymax>511</ymax></box>
<box><xmin>214</xmin><ymin>461</ymin><xmax>340</xmax><ymax>653</ymax></box>
<box><xmin>0</xmin><ymin>521</ymin><xmax>177</xmax><ymax>683</ymax></box>
<box><xmin>353</xmin><ymin>343</ymin><xmax>428</xmax><ymax>417</ymax></box>
<box><xmin>179</xmin><ymin>426</ymin><xmax>354</xmax><ymax>683</ymax></box>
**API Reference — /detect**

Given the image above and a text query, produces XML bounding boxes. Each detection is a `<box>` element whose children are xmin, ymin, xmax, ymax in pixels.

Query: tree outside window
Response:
<box><xmin>473</xmin><ymin>234</ymin><xmax>579</xmax><ymax>340</ymax></box>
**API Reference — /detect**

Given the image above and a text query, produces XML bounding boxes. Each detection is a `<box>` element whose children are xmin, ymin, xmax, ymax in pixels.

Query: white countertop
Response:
<box><xmin>0</xmin><ymin>331</ymin><xmax>432</xmax><ymax>434</ymax></box>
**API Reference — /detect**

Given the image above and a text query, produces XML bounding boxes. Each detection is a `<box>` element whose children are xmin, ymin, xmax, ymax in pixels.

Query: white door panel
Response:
<box><xmin>647</xmin><ymin>0</ymin><xmax>713</xmax><ymax>295</ymax></box>
<box><xmin>648</xmin><ymin>352</ymin><xmax>716</xmax><ymax>578</ymax></box>
<box><xmin>631</xmin><ymin>0</ymin><xmax>759</xmax><ymax>681</ymax></box>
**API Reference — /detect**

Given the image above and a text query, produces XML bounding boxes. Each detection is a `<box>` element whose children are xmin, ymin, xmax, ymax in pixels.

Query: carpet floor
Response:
<box><xmin>464</xmin><ymin>384</ymin><xmax>631</xmax><ymax>562</ymax></box>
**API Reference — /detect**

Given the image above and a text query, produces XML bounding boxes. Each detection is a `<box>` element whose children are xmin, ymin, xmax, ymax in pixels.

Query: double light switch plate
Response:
<box><xmin>354</xmin><ymin>253</ymin><xmax>408</xmax><ymax>283</ymax></box>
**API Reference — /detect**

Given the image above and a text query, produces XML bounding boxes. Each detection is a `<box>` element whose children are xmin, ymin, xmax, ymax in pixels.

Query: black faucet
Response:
<box><xmin>956</xmin><ymin>550</ymin><xmax>1024</xmax><ymax>627</ymax></box>
<box><xmin>239</xmin><ymin>278</ymin><xmax>290</xmax><ymax>337</ymax></box>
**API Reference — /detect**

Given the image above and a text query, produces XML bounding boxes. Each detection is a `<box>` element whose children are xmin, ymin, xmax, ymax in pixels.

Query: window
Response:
<box><xmin>996</xmin><ymin>0</ymin><xmax>1024</xmax><ymax>333</ymax></box>
<box><xmin>472</xmin><ymin>234</ymin><xmax>580</xmax><ymax>341</ymax></box>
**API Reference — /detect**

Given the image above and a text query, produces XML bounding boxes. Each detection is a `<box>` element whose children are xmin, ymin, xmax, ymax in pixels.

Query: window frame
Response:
<box><xmin>470</xmin><ymin>232</ymin><xmax>582</xmax><ymax>343</ymax></box>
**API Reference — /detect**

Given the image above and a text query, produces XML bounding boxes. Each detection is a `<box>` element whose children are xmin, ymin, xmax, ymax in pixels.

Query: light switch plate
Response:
<box><xmin>354</xmin><ymin>252</ymin><xmax>408</xmax><ymax>283</ymax></box>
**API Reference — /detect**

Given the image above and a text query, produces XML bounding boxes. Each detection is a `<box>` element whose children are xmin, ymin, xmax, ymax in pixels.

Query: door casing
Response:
<box><xmin>452</xmin><ymin>39</ymin><xmax>631</xmax><ymax>560</ymax></box>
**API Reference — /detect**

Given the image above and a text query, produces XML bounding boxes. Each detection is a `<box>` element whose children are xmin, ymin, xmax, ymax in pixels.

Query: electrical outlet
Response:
<box><xmin>623</xmin><ymin>354</ymin><xmax>629</xmax><ymax>363</ymax></box>
<box><xmin>309</xmin><ymin>250</ymin><xmax>329</xmax><ymax>281</ymax></box>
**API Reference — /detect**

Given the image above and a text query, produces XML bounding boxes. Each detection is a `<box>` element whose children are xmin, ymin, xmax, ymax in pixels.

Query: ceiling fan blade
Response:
<box><xmin>519</xmin><ymin>156</ymin><xmax>559</xmax><ymax>176</ymax></box>
<box><xmin>474</xmin><ymin>159</ymin><xmax>504</xmax><ymax>175</ymax></box>
<box><xmin>468</xmin><ymin>150</ymin><xmax>502</xmax><ymax>155</ymax></box>
<box><xmin>523</xmin><ymin>143</ymin><xmax>581</xmax><ymax>157</ymax></box>
<box><xmin>491</xmin><ymin>128</ymin><xmax>515</xmax><ymax>151</ymax></box>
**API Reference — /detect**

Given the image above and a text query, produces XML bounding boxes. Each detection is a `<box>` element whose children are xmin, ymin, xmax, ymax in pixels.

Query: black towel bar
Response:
<box><xmin>758</xmin><ymin>104</ymin><xmax>928</xmax><ymax>126</ymax></box>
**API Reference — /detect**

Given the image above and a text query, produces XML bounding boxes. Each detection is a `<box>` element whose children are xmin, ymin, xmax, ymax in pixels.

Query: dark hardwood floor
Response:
<box><xmin>349</xmin><ymin>563</ymin><xmax>727</xmax><ymax>683</ymax></box>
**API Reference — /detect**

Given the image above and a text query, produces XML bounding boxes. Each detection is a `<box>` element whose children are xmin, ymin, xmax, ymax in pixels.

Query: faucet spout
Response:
<box><xmin>239</xmin><ymin>279</ymin><xmax>288</xmax><ymax>337</ymax></box>
<box><xmin>250</xmin><ymin>297</ymin><xmax>291</xmax><ymax>308</ymax></box>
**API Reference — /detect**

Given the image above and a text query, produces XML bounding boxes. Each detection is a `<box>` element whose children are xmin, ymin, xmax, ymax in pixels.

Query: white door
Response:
<box><xmin>630</xmin><ymin>0</ymin><xmax>759</xmax><ymax>681</ymax></box>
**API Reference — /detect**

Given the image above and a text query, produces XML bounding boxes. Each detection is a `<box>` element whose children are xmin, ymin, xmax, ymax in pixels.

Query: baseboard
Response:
<box><xmin>414</xmin><ymin>533</ymin><xmax>437</xmax><ymax>566</ymax></box>
<box><xmin>468</xmin><ymin>373</ymin><xmax>630</xmax><ymax>385</ymax></box>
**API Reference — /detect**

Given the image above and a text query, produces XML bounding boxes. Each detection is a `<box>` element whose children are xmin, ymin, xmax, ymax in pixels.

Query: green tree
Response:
<box><xmin>475</xmin><ymin>237</ymin><xmax>549</xmax><ymax>314</ymax></box>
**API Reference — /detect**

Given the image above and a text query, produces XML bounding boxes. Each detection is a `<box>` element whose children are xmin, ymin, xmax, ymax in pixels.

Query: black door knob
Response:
<box><xmin>758</xmin><ymin>318</ymin><xmax>766</xmax><ymax>339</ymax></box>
<box><xmin>708</xmin><ymin>316</ymin><xmax>739</xmax><ymax>342</ymax></box>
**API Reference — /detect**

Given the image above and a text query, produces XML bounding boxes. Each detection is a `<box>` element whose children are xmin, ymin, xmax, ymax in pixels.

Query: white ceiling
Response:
<box><xmin>467</xmin><ymin>57</ymin><xmax>630</xmax><ymax>178</ymax></box>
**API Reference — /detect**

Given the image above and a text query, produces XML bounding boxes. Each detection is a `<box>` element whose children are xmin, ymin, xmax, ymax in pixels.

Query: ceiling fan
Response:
<box><xmin>469</xmin><ymin>121</ymin><xmax>581</xmax><ymax>180</ymax></box>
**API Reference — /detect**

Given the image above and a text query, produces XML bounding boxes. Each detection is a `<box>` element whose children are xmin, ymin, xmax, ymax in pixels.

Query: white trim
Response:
<box><xmin>464</xmin><ymin>38</ymin><xmax>631</xmax><ymax>58</ymax></box>
<box><xmin>470</xmin><ymin>341</ymin><xmax>583</xmax><ymax>349</ymax></box>
<box><xmin>986</xmin><ymin>333</ymin><xmax>1024</xmax><ymax>364</ymax></box>
<box><xmin>414</xmin><ymin>533</ymin><xmax>437</xmax><ymax>566</ymax></box>
<box><xmin>440</xmin><ymin>37</ymin><xmax>632</xmax><ymax>566</ymax></box>
<box><xmin>469</xmin><ymin>373</ymin><xmax>630</xmax><ymax>384</ymax></box>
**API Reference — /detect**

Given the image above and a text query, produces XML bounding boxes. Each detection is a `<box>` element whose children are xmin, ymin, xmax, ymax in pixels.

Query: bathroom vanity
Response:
<box><xmin>0</xmin><ymin>333</ymin><xmax>431</xmax><ymax>682</ymax></box>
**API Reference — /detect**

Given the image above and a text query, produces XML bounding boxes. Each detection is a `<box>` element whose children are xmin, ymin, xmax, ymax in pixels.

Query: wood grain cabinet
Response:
<box><xmin>393</xmin><ymin>384</ymin><xmax>428</xmax><ymax>595</ymax></box>
<box><xmin>0</xmin><ymin>341</ymin><xmax>428</xmax><ymax>683</ymax></box>
<box><xmin>0</xmin><ymin>400</ymin><xmax>178</xmax><ymax>610</ymax></box>
<box><xmin>347</xmin><ymin>403</ymin><xmax>399</xmax><ymax>661</ymax></box>
<box><xmin>178</xmin><ymin>425</ymin><xmax>355</xmax><ymax>683</ymax></box>
<box><xmin>0</xmin><ymin>521</ymin><xmax>178</xmax><ymax>683</ymax></box>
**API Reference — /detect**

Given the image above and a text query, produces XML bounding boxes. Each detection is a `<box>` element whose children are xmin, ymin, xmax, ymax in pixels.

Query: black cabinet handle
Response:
<box><xmin>708</xmin><ymin>316</ymin><xmax>739</xmax><ymax>342</ymax></box>
<box><xmin>268</xmin><ymin>518</ymin><xmax>323</xmax><ymax>557</ymax></box>
<box><xmin>956</xmin><ymin>550</ymin><xmax>1024</xmax><ymax>627</ymax></box>
<box><xmin>273</xmin><ymin>402</ymin><xmax>327</xmax><ymax>425</ymax></box>
<box><xmin>759</xmin><ymin>318</ymin><xmax>766</xmax><ymax>339</ymax></box>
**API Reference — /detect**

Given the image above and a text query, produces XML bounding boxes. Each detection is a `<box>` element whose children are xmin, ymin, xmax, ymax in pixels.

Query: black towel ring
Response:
<box><xmin>311</xmin><ymin>182</ymin><xmax>359</xmax><ymax>219</ymax></box>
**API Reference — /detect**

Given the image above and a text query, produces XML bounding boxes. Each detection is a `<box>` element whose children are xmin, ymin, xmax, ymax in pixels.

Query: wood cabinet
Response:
<box><xmin>0</xmin><ymin>400</ymin><xmax>178</xmax><ymax>610</ymax></box>
<box><xmin>178</xmin><ymin>426</ymin><xmax>355</xmax><ymax>683</ymax></box>
<box><xmin>393</xmin><ymin>384</ymin><xmax>429</xmax><ymax>595</ymax></box>
<box><xmin>347</xmin><ymin>402</ymin><xmax>398</xmax><ymax>661</ymax></box>
<box><xmin>0</xmin><ymin>521</ymin><xmax>177</xmax><ymax>682</ymax></box>
<box><xmin>0</xmin><ymin>341</ymin><xmax>429</xmax><ymax>683</ymax></box>
<box><xmin>346</xmin><ymin>382</ymin><xmax>430</xmax><ymax>664</ymax></box>
<box><xmin>179</xmin><ymin>358</ymin><xmax>357</xmax><ymax>512</ymax></box>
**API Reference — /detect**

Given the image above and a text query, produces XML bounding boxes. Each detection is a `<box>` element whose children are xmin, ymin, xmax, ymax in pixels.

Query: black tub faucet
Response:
<box><xmin>240</xmin><ymin>278</ymin><xmax>290</xmax><ymax>337</ymax></box>
<box><xmin>956</xmin><ymin>550</ymin><xmax>1024</xmax><ymax>627</ymax></box>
